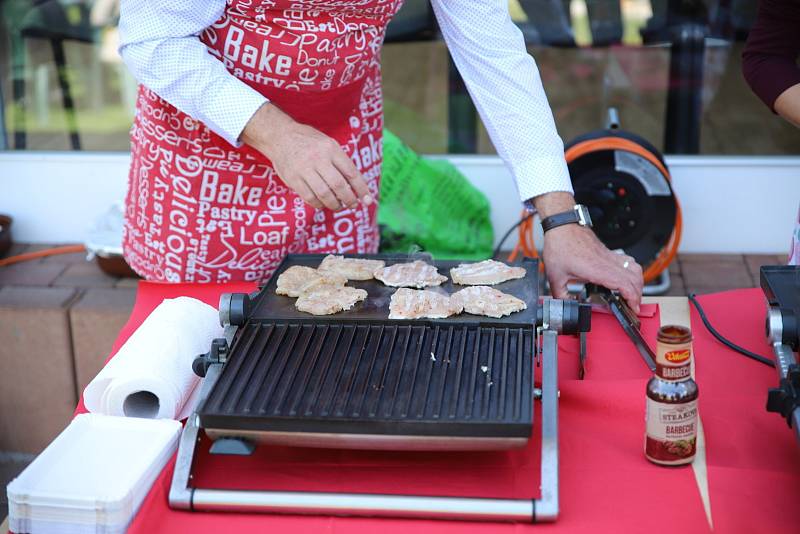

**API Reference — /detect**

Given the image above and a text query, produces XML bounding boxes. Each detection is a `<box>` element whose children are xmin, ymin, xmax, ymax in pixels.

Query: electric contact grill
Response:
<box><xmin>170</xmin><ymin>254</ymin><xmax>591</xmax><ymax>522</ymax></box>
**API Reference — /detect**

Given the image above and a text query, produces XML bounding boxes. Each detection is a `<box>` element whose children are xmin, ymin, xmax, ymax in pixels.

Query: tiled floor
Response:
<box><xmin>0</xmin><ymin>243</ymin><xmax>137</xmax><ymax>289</ymax></box>
<box><xmin>0</xmin><ymin>244</ymin><xmax>788</xmax><ymax>522</ymax></box>
<box><xmin>664</xmin><ymin>253</ymin><xmax>786</xmax><ymax>296</ymax></box>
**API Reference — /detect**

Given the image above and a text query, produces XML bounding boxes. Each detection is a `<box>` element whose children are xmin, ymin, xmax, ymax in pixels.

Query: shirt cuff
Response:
<box><xmin>511</xmin><ymin>156</ymin><xmax>574</xmax><ymax>203</ymax></box>
<box><xmin>198</xmin><ymin>76</ymin><xmax>269</xmax><ymax>147</ymax></box>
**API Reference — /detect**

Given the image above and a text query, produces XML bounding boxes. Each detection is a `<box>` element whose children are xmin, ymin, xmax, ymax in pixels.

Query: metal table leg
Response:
<box><xmin>535</xmin><ymin>329</ymin><xmax>559</xmax><ymax>521</ymax></box>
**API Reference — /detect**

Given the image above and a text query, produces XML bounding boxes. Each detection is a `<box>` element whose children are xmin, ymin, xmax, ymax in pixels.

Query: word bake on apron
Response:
<box><xmin>123</xmin><ymin>0</ymin><xmax>404</xmax><ymax>283</ymax></box>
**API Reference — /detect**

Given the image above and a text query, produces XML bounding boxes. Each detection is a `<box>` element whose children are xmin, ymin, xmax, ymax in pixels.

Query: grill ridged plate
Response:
<box><xmin>197</xmin><ymin>254</ymin><xmax>538</xmax><ymax>440</ymax></box>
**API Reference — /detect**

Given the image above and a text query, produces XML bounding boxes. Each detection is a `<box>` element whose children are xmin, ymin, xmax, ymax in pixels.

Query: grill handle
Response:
<box><xmin>192</xmin><ymin>338</ymin><xmax>229</xmax><ymax>378</ymax></box>
<box><xmin>219</xmin><ymin>293</ymin><xmax>251</xmax><ymax>327</ymax></box>
<box><xmin>538</xmin><ymin>298</ymin><xmax>591</xmax><ymax>335</ymax></box>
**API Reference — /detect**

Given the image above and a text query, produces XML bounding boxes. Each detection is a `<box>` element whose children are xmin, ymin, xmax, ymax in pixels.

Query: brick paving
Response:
<box><xmin>0</xmin><ymin>245</ymin><xmax>141</xmax><ymax>522</ymax></box>
<box><xmin>52</xmin><ymin>262</ymin><xmax>120</xmax><ymax>288</ymax></box>
<box><xmin>0</xmin><ymin>451</ymin><xmax>35</xmax><ymax>519</ymax></box>
<box><xmin>70</xmin><ymin>287</ymin><xmax>137</xmax><ymax>394</ymax></box>
<box><xmin>0</xmin><ymin>287</ymin><xmax>79</xmax><ymax>453</ymax></box>
<box><xmin>658</xmin><ymin>253</ymin><xmax>786</xmax><ymax>297</ymax></box>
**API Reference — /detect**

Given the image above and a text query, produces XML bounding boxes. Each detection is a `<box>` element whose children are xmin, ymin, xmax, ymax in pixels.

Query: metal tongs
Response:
<box><xmin>586</xmin><ymin>285</ymin><xmax>657</xmax><ymax>373</ymax></box>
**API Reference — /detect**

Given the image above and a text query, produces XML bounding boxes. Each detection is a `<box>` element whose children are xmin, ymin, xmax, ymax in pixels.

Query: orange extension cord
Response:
<box><xmin>0</xmin><ymin>245</ymin><xmax>87</xmax><ymax>267</ymax></box>
<box><xmin>509</xmin><ymin>137</ymin><xmax>682</xmax><ymax>283</ymax></box>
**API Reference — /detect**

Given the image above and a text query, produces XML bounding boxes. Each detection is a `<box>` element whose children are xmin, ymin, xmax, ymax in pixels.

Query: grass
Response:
<box><xmin>5</xmin><ymin>104</ymin><xmax>133</xmax><ymax>135</ymax></box>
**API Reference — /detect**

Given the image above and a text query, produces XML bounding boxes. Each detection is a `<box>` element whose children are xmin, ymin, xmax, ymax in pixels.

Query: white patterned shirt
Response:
<box><xmin>118</xmin><ymin>0</ymin><xmax>573</xmax><ymax>202</ymax></box>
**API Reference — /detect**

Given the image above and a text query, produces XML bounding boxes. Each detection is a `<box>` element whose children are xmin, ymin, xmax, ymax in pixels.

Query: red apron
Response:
<box><xmin>123</xmin><ymin>0</ymin><xmax>404</xmax><ymax>283</ymax></box>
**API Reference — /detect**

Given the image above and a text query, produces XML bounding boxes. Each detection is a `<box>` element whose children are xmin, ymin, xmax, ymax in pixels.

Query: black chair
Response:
<box><xmin>641</xmin><ymin>0</ymin><xmax>720</xmax><ymax>155</ymax></box>
<box><xmin>9</xmin><ymin>0</ymin><xmax>93</xmax><ymax>150</ymax></box>
<box><xmin>585</xmin><ymin>0</ymin><xmax>624</xmax><ymax>47</ymax></box>
<box><xmin>384</xmin><ymin>0</ymin><xmax>435</xmax><ymax>43</ymax></box>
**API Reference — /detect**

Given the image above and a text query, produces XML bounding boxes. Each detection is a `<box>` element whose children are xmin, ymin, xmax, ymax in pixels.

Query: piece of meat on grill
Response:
<box><xmin>276</xmin><ymin>266</ymin><xmax>347</xmax><ymax>297</ymax></box>
<box><xmin>295</xmin><ymin>285</ymin><xmax>368</xmax><ymax>315</ymax></box>
<box><xmin>318</xmin><ymin>254</ymin><xmax>385</xmax><ymax>281</ymax></box>
<box><xmin>374</xmin><ymin>260</ymin><xmax>448</xmax><ymax>288</ymax></box>
<box><xmin>450</xmin><ymin>259</ymin><xmax>526</xmax><ymax>286</ymax></box>
<box><xmin>452</xmin><ymin>286</ymin><xmax>527</xmax><ymax>318</ymax></box>
<box><xmin>388</xmin><ymin>288</ymin><xmax>464</xmax><ymax>319</ymax></box>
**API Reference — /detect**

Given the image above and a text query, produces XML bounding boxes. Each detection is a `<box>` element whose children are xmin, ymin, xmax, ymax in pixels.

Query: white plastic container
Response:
<box><xmin>7</xmin><ymin>414</ymin><xmax>181</xmax><ymax>534</ymax></box>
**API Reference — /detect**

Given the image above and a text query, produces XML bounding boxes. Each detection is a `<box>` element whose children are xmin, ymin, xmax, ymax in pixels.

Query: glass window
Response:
<box><xmin>1</xmin><ymin>0</ymin><xmax>136</xmax><ymax>150</ymax></box>
<box><xmin>1</xmin><ymin>0</ymin><xmax>798</xmax><ymax>154</ymax></box>
<box><xmin>382</xmin><ymin>0</ymin><xmax>800</xmax><ymax>156</ymax></box>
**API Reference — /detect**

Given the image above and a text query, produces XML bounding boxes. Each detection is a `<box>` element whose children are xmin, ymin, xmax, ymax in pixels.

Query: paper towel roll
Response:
<box><xmin>84</xmin><ymin>296</ymin><xmax>223</xmax><ymax>420</ymax></box>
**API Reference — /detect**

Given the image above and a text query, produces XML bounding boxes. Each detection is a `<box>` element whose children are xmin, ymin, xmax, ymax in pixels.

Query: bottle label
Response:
<box><xmin>656</xmin><ymin>362</ymin><xmax>691</xmax><ymax>380</ymax></box>
<box><xmin>645</xmin><ymin>398</ymin><xmax>698</xmax><ymax>462</ymax></box>
<box><xmin>655</xmin><ymin>342</ymin><xmax>692</xmax><ymax>382</ymax></box>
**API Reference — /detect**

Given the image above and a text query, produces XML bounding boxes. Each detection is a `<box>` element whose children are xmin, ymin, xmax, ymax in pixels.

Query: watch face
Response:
<box><xmin>576</xmin><ymin>205</ymin><xmax>593</xmax><ymax>228</ymax></box>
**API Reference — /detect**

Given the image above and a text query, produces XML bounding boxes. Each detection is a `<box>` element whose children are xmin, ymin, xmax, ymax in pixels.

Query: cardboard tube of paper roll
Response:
<box><xmin>84</xmin><ymin>296</ymin><xmax>223</xmax><ymax>420</ymax></box>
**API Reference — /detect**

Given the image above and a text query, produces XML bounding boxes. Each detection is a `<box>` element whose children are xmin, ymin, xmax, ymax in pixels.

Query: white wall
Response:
<box><xmin>1</xmin><ymin>152</ymin><xmax>798</xmax><ymax>253</ymax></box>
<box><xmin>1</xmin><ymin>152</ymin><xmax>130</xmax><ymax>245</ymax></box>
<box><xmin>441</xmin><ymin>155</ymin><xmax>800</xmax><ymax>255</ymax></box>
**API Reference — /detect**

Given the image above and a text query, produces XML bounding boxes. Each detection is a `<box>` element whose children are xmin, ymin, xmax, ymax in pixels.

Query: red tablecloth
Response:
<box><xmin>72</xmin><ymin>283</ymin><xmax>798</xmax><ymax>533</ymax></box>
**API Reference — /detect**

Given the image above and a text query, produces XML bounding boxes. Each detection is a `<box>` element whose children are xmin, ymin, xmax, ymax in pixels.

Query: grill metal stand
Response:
<box><xmin>761</xmin><ymin>266</ymin><xmax>800</xmax><ymax>447</ymax></box>
<box><xmin>169</xmin><ymin>305</ymin><xmax>567</xmax><ymax>523</ymax></box>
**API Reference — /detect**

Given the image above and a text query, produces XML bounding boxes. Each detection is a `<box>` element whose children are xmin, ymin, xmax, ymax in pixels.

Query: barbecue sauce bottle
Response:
<box><xmin>645</xmin><ymin>325</ymin><xmax>699</xmax><ymax>466</ymax></box>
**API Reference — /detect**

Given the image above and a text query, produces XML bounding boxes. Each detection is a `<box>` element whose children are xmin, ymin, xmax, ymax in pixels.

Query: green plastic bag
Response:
<box><xmin>378</xmin><ymin>130</ymin><xmax>494</xmax><ymax>260</ymax></box>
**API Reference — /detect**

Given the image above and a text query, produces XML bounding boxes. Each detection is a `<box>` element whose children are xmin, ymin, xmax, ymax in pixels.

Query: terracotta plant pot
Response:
<box><xmin>0</xmin><ymin>214</ymin><xmax>12</xmax><ymax>257</ymax></box>
<box><xmin>95</xmin><ymin>255</ymin><xmax>140</xmax><ymax>278</ymax></box>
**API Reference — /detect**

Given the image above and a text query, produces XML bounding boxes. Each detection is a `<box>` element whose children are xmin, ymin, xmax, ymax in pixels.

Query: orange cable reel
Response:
<box><xmin>511</xmin><ymin>135</ymin><xmax>682</xmax><ymax>284</ymax></box>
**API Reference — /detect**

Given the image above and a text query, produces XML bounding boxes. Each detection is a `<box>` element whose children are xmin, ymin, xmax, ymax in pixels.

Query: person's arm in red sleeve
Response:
<box><xmin>741</xmin><ymin>0</ymin><xmax>800</xmax><ymax>126</ymax></box>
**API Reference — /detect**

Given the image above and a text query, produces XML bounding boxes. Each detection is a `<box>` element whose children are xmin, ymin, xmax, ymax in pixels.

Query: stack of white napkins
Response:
<box><xmin>7</xmin><ymin>414</ymin><xmax>181</xmax><ymax>534</ymax></box>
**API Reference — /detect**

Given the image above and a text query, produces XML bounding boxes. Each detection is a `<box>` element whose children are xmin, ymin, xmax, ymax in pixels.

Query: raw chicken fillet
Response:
<box><xmin>389</xmin><ymin>288</ymin><xmax>464</xmax><ymax>319</ymax></box>
<box><xmin>450</xmin><ymin>259</ymin><xmax>526</xmax><ymax>286</ymax></box>
<box><xmin>295</xmin><ymin>285</ymin><xmax>368</xmax><ymax>316</ymax></box>
<box><xmin>375</xmin><ymin>260</ymin><xmax>448</xmax><ymax>288</ymax></box>
<box><xmin>452</xmin><ymin>286</ymin><xmax>527</xmax><ymax>318</ymax></box>
<box><xmin>276</xmin><ymin>266</ymin><xmax>347</xmax><ymax>297</ymax></box>
<box><xmin>318</xmin><ymin>255</ymin><xmax>385</xmax><ymax>281</ymax></box>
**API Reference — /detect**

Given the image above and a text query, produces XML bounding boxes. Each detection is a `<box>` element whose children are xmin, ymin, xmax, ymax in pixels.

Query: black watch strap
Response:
<box><xmin>541</xmin><ymin>205</ymin><xmax>592</xmax><ymax>233</ymax></box>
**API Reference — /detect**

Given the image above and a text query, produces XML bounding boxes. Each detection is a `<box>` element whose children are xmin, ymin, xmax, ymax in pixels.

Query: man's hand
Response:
<box><xmin>533</xmin><ymin>192</ymin><xmax>644</xmax><ymax>312</ymax></box>
<box><xmin>241</xmin><ymin>102</ymin><xmax>373</xmax><ymax>211</ymax></box>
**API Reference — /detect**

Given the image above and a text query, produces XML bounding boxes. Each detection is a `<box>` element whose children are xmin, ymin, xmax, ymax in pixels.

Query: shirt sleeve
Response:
<box><xmin>118</xmin><ymin>0</ymin><xmax>268</xmax><ymax>146</ymax></box>
<box><xmin>741</xmin><ymin>0</ymin><xmax>800</xmax><ymax>113</ymax></box>
<box><xmin>430</xmin><ymin>0</ymin><xmax>573</xmax><ymax>202</ymax></box>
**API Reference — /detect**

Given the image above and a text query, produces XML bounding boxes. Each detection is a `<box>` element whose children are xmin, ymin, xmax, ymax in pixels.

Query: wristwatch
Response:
<box><xmin>540</xmin><ymin>204</ymin><xmax>593</xmax><ymax>233</ymax></box>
